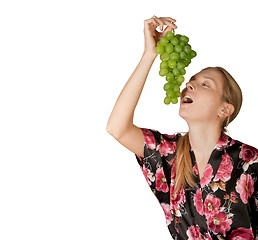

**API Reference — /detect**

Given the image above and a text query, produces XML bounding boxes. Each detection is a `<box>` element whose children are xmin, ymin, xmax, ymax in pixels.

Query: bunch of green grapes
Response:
<box><xmin>155</xmin><ymin>30</ymin><xmax>197</xmax><ymax>105</ymax></box>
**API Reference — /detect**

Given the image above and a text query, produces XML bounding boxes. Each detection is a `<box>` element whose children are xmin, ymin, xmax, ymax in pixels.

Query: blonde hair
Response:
<box><xmin>174</xmin><ymin>66</ymin><xmax>243</xmax><ymax>193</ymax></box>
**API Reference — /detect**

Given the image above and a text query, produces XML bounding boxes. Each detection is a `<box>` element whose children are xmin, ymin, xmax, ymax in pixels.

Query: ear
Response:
<box><xmin>218</xmin><ymin>103</ymin><xmax>235</xmax><ymax>118</ymax></box>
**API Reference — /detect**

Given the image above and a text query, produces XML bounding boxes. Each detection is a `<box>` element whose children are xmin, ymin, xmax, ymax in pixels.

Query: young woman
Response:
<box><xmin>106</xmin><ymin>16</ymin><xmax>258</xmax><ymax>239</ymax></box>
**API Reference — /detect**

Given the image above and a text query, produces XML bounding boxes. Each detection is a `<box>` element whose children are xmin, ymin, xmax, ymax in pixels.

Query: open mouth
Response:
<box><xmin>182</xmin><ymin>95</ymin><xmax>193</xmax><ymax>104</ymax></box>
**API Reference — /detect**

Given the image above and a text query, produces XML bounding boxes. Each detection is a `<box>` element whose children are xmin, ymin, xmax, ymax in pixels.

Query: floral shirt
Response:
<box><xmin>135</xmin><ymin>128</ymin><xmax>258</xmax><ymax>240</ymax></box>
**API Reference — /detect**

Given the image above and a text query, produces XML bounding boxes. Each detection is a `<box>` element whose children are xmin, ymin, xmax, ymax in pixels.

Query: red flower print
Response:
<box><xmin>142</xmin><ymin>128</ymin><xmax>156</xmax><ymax>149</ymax></box>
<box><xmin>207</xmin><ymin>211</ymin><xmax>232</xmax><ymax>237</ymax></box>
<box><xmin>239</xmin><ymin>144</ymin><xmax>258</xmax><ymax>171</ymax></box>
<box><xmin>193</xmin><ymin>189</ymin><xmax>204</xmax><ymax>216</ymax></box>
<box><xmin>204</xmin><ymin>194</ymin><xmax>221</xmax><ymax>218</ymax></box>
<box><xmin>156</xmin><ymin>137</ymin><xmax>176</xmax><ymax>157</ymax></box>
<box><xmin>235</xmin><ymin>174</ymin><xmax>254</xmax><ymax>204</ymax></box>
<box><xmin>156</xmin><ymin>168</ymin><xmax>169</xmax><ymax>193</ymax></box>
<box><xmin>228</xmin><ymin>227</ymin><xmax>254</xmax><ymax>240</ymax></box>
<box><xmin>186</xmin><ymin>225</ymin><xmax>203</xmax><ymax>240</ymax></box>
<box><xmin>160</xmin><ymin>203</ymin><xmax>173</xmax><ymax>226</ymax></box>
<box><xmin>200</xmin><ymin>164</ymin><xmax>213</xmax><ymax>188</ymax></box>
<box><xmin>213</xmin><ymin>153</ymin><xmax>233</xmax><ymax>182</ymax></box>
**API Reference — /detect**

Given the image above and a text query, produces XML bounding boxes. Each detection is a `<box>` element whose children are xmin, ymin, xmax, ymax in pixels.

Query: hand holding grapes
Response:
<box><xmin>143</xmin><ymin>16</ymin><xmax>177</xmax><ymax>57</ymax></box>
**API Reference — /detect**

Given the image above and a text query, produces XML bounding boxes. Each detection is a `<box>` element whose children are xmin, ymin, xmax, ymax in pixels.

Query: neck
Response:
<box><xmin>187</xmin><ymin>122</ymin><xmax>221</xmax><ymax>158</ymax></box>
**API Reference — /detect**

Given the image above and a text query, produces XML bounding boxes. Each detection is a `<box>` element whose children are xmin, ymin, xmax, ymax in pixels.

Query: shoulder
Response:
<box><xmin>140</xmin><ymin>128</ymin><xmax>181</xmax><ymax>145</ymax></box>
<box><xmin>140</xmin><ymin>128</ymin><xmax>181</xmax><ymax>157</ymax></box>
<box><xmin>227</xmin><ymin>134</ymin><xmax>258</xmax><ymax>172</ymax></box>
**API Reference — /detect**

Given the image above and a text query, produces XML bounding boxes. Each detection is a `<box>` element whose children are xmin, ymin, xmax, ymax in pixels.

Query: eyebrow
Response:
<box><xmin>189</xmin><ymin>75</ymin><xmax>216</xmax><ymax>85</ymax></box>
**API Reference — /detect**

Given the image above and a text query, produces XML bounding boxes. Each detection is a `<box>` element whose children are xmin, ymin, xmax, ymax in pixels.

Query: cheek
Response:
<box><xmin>196</xmin><ymin>94</ymin><xmax>221</xmax><ymax>111</ymax></box>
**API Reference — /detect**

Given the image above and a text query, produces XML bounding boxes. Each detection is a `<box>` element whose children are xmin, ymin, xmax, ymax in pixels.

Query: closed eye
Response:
<box><xmin>202</xmin><ymin>83</ymin><xmax>209</xmax><ymax>87</ymax></box>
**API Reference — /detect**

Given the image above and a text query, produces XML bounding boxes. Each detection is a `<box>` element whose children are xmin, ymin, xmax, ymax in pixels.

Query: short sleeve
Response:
<box><xmin>135</xmin><ymin>128</ymin><xmax>180</xmax><ymax>203</ymax></box>
<box><xmin>247</xmin><ymin>161</ymin><xmax>258</xmax><ymax>238</ymax></box>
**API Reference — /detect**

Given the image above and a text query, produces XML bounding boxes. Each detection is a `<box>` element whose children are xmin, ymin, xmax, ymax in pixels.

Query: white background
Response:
<box><xmin>0</xmin><ymin>0</ymin><xmax>257</xmax><ymax>239</ymax></box>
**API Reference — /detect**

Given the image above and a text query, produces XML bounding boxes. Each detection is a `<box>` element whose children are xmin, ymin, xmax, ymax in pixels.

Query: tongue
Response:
<box><xmin>186</xmin><ymin>98</ymin><xmax>193</xmax><ymax>103</ymax></box>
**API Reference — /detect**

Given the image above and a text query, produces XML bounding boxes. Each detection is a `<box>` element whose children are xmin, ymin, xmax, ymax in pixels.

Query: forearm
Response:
<box><xmin>106</xmin><ymin>51</ymin><xmax>156</xmax><ymax>137</ymax></box>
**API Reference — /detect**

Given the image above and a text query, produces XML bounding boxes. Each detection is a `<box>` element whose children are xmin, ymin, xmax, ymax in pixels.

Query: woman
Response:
<box><xmin>106</xmin><ymin>16</ymin><xmax>258</xmax><ymax>239</ymax></box>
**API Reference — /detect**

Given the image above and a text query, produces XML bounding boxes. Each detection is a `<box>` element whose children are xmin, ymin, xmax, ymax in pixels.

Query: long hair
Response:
<box><xmin>174</xmin><ymin>67</ymin><xmax>243</xmax><ymax>193</ymax></box>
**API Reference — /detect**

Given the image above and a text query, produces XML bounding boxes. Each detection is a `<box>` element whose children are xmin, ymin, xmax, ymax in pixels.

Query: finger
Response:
<box><xmin>162</xmin><ymin>20</ymin><xmax>177</xmax><ymax>29</ymax></box>
<box><xmin>144</xmin><ymin>18</ymin><xmax>159</xmax><ymax>27</ymax></box>
<box><xmin>160</xmin><ymin>17</ymin><xmax>177</xmax><ymax>23</ymax></box>
<box><xmin>152</xmin><ymin>15</ymin><xmax>165</xmax><ymax>31</ymax></box>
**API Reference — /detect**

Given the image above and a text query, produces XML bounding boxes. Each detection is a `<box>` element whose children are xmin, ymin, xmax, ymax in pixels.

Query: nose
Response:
<box><xmin>186</xmin><ymin>81</ymin><xmax>194</xmax><ymax>91</ymax></box>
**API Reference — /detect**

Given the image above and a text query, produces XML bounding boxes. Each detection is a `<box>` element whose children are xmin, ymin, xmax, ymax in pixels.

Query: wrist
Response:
<box><xmin>142</xmin><ymin>50</ymin><xmax>157</xmax><ymax>60</ymax></box>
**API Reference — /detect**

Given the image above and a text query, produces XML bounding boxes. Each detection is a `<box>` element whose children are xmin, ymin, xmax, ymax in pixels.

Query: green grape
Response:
<box><xmin>177</xmin><ymin>61</ymin><xmax>186</xmax><ymax>70</ymax></box>
<box><xmin>168</xmin><ymin>60</ymin><xmax>177</xmax><ymax>68</ymax></box>
<box><xmin>174</xmin><ymin>45</ymin><xmax>183</xmax><ymax>53</ymax></box>
<box><xmin>160</xmin><ymin>52</ymin><xmax>170</xmax><ymax>61</ymax></box>
<box><xmin>166</xmin><ymin>31</ymin><xmax>174</xmax><ymax>39</ymax></box>
<box><xmin>160</xmin><ymin>37</ymin><xmax>169</xmax><ymax>45</ymax></box>
<box><xmin>171</xmin><ymin>98</ymin><xmax>178</xmax><ymax>104</ymax></box>
<box><xmin>163</xmin><ymin>82</ymin><xmax>171</xmax><ymax>91</ymax></box>
<box><xmin>164</xmin><ymin>96</ymin><xmax>171</xmax><ymax>105</ymax></box>
<box><xmin>165</xmin><ymin>43</ymin><xmax>174</xmax><ymax>53</ymax></box>
<box><xmin>175</xmin><ymin>92</ymin><xmax>181</xmax><ymax>98</ymax></box>
<box><xmin>179</xmin><ymin>51</ymin><xmax>187</xmax><ymax>59</ymax></box>
<box><xmin>177</xmin><ymin>75</ymin><xmax>185</xmax><ymax>84</ymax></box>
<box><xmin>166</xmin><ymin>72</ymin><xmax>175</xmax><ymax>81</ymax></box>
<box><xmin>179</xmin><ymin>41</ymin><xmax>186</xmax><ymax>46</ymax></box>
<box><xmin>156</xmin><ymin>45</ymin><xmax>165</xmax><ymax>54</ymax></box>
<box><xmin>159</xmin><ymin>68</ymin><xmax>169</xmax><ymax>76</ymax></box>
<box><xmin>189</xmin><ymin>50</ymin><xmax>197</xmax><ymax>58</ymax></box>
<box><xmin>180</xmin><ymin>68</ymin><xmax>186</xmax><ymax>75</ymax></box>
<box><xmin>173</xmin><ymin>84</ymin><xmax>180</xmax><ymax>92</ymax></box>
<box><xmin>170</xmin><ymin>52</ymin><xmax>180</xmax><ymax>61</ymax></box>
<box><xmin>170</xmin><ymin>37</ymin><xmax>179</xmax><ymax>46</ymax></box>
<box><xmin>179</xmin><ymin>35</ymin><xmax>189</xmax><ymax>43</ymax></box>
<box><xmin>173</xmin><ymin>67</ymin><xmax>181</xmax><ymax>77</ymax></box>
<box><xmin>160</xmin><ymin>61</ymin><xmax>169</xmax><ymax>69</ymax></box>
<box><xmin>175</xmin><ymin>34</ymin><xmax>182</xmax><ymax>39</ymax></box>
<box><xmin>166</xmin><ymin>89</ymin><xmax>175</xmax><ymax>98</ymax></box>
<box><xmin>156</xmin><ymin>30</ymin><xmax>196</xmax><ymax>105</ymax></box>
<box><xmin>183</xmin><ymin>44</ymin><xmax>192</xmax><ymax>54</ymax></box>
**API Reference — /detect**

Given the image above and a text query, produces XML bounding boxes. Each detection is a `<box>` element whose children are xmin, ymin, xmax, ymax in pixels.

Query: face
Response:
<box><xmin>179</xmin><ymin>69</ymin><xmax>225</xmax><ymax>125</ymax></box>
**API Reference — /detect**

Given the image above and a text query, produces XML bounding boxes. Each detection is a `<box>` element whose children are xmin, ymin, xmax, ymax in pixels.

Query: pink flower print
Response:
<box><xmin>236</xmin><ymin>174</ymin><xmax>254</xmax><ymax>204</ymax></box>
<box><xmin>204</xmin><ymin>194</ymin><xmax>221</xmax><ymax>219</ymax></box>
<box><xmin>213</xmin><ymin>153</ymin><xmax>233</xmax><ymax>182</ymax></box>
<box><xmin>200</xmin><ymin>164</ymin><xmax>213</xmax><ymax>188</ymax></box>
<box><xmin>142</xmin><ymin>165</ymin><xmax>154</xmax><ymax>186</ymax></box>
<box><xmin>164</xmin><ymin>133</ymin><xmax>176</xmax><ymax>139</ymax></box>
<box><xmin>193</xmin><ymin>164</ymin><xmax>199</xmax><ymax>175</ymax></box>
<box><xmin>215</xmin><ymin>133</ymin><xmax>229</xmax><ymax>150</ymax></box>
<box><xmin>142</xmin><ymin>128</ymin><xmax>156</xmax><ymax>149</ymax></box>
<box><xmin>186</xmin><ymin>225</ymin><xmax>203</xmax><ymax>240</ymax></box>
<box><xmin>160</xmin><ymin>203</ymin><xmax>173</xmax><ymax>226</ymax></box>
<box><xmin>203</xmin><ymin>232</ymin><xmax>213</xmax><ymax>240</ymax></box>
<box><xmin>156</xmin><ymin>168</ymin><xmax>169</xmax><ymax>193</ymax></box>
<box><xmin>142</xmin><ymin>165</ymin><xmax>151</xmax><ymax>185</ymax></box>
<box><xmin>170</xmin><ymin>160</ymin><xmax>176</xmax><ymax>182</ymax></box>
<box><xmin>228</xmin><ymin>227</ymin><xmax>255</xmax><ymax>240</ymax></box>
<box><xmin>156</xmin><ymin>137</ymin><xmax>176</xmax><ymax>157</ymax></box>
<box><xmin>239</xmin><ymin>144</ymin><xmax>258</xmax><ymax>171</ymax></box>
<box><xmin>207</xmin><ymin>211</ymin><xmax>232</xmax><ymax>237</ymax></box>
<box><xmin>170</xmin><ymin>184</ymin><xmax>186</xmax><ymax>217</ymax></box>
<box><xmin>193</xmin><ymin>189</ymin><xmax>204</xmax><ymax>216</ymax></box>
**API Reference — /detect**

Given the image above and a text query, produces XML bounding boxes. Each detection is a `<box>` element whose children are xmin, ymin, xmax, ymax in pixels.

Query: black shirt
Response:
<box><xmin>135</xmin><ymin>128</ymin><xmax>258</xmax><ymax>239</ymax></box>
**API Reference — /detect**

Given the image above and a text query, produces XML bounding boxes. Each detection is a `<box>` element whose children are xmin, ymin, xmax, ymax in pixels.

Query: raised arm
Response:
<box><xmin>106</xmin><ymin>16</ymin><xmax>177</xmax><ymax>157</ymax></box>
